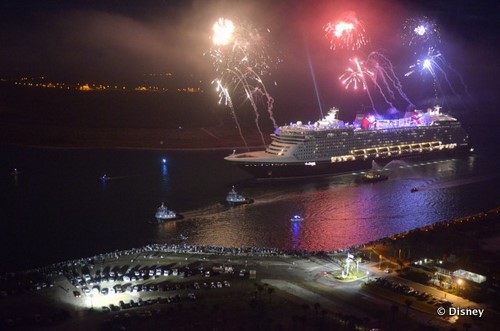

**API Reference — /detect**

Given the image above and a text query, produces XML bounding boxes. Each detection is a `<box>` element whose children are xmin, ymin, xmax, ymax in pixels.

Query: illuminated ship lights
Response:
<box><xmin>332</xmin><ymin>141</ymin><xmax>458</xmax><ymax>163</ymax></box>
<box><xmin>225</xmin><ymin>105</ymin><xmax>469</xmax><ymax>178</ymax></box>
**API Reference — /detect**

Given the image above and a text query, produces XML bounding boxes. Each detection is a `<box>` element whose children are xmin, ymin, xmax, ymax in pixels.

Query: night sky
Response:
<box><xmin>1</xmin><ymin>0</ymin><xmax>499</xmax><ymax>121</ymax></box>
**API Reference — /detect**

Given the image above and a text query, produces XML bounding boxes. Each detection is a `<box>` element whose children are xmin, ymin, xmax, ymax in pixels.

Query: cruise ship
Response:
<box><xmin>225</xmin><ymin>106</ymin><xmax>470</xmax><ymax>179</ymax></box>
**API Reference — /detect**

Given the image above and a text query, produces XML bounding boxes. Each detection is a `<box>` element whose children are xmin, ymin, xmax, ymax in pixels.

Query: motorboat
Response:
<box><xmin>222</xmin><ymin>186</ymin><xmax>254</xmax><ymax>206</ymax></box>
<box><xmin>361</xmin><ymin>172</ymin><xmax>388</xmax><ymax>183</ymax></box>
<box><xmin>153</xmin><ymin>203</ymin><xmax>183</xmax><ymax>223</ymax></box>
<box><xmin>290</xmin><ymin>215</ymin><xmax>304</xmax><ymax>222</ymax></box>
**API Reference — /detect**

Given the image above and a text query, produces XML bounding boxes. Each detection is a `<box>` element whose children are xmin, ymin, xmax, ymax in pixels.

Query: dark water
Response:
<box><xmin>1</xmin><ymin>145</ymin><xmax>499</xmax><ymax>273</ymax></box>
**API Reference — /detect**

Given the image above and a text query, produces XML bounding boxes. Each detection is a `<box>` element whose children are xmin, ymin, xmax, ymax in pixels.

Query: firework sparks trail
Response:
<box><xmin>228</xmin><ymin>67</ymin><xmax>267</xmax><ymax>146</ymax></box>
<box><xmin>247</xmin><ymin>66</ymin><xmax>278</xmax><ymax>127</ymax></box>
<box><xmin>427</xmin><ymin>51</ymin><xmax>471</xmax><ymax>98</ymax></box>
<box><xmin>444</xmin><ymin>63</ymin><xmax>471</xmax><ymax>97</ymax></box>
<box><xmin>356</xmin><ymin>56</ymin><xmax>397</xmax><ymax>108</ymax></box>
<box><xmin>324</xmin><ymin>12</ymin><xmax>368</xmax><ymax>50</ymax></box>
<box><xmin>340</xmin><ymin>54</ymin><xmax>415</xmax><ymax>111</ymax></box>
<box><xmin>367</xmin><ymin>52</ymin><xmax>414</xmax><ymax>108</ymax></box>
<box><xmin>214</xmin><ymin>79</ymin><xmax>249</xmax><ymax>149</ymax></box>
<box><xmin>402</xmin><ymin>16</ymin><xmax>441</xmax><ymax>49</ymax></box>
<box><xmin>208</xmin><ymin>18</ymin><xmax>279</xmax><ymax>148</ymax></box>
<box><xmin>210</xmin><ymin>19</ymin><xmax>245</xmax><ymax>127</ymax></box>
<box><xmin>367</xmin><ymin>66</ymin><xmax>396</xmax><ymax>109</ymax></box>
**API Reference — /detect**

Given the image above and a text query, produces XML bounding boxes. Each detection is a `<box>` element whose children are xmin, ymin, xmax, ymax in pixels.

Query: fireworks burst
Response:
<box><xmin>212</xmin><ymin>18</ymin><xmax>235</xmax><ymax>46</ymax></box>
<box><xmin>405</xmin><ymin>47</ymin><xmax>442</xmax><ymax>77</ymax></box>
<box><xmin>405</xmin><ymin>47</ymin><xmax>470</xmax><ymax>105</ymax></box>
<box><xmin>207</xmin><ymin>17</ymin><xmax>279</xmax><ymax>148</ymax></box>
<box><xmin>324</xmin><ymin>12</ymin><xmax>368</xmax><ymax>50</ymax></box>
<box><xmin>322</xmin><ymin>10</ymin><xmax>468</xmax><ymax>112</ymax></box>
<box><xmin>402</xmin><ymin>16</ymin><xmax>441</xmax><ymax>49</ymax></box>
<box><xmin>339</xmin><ymin>58</ymin><xmax>373</xmax><ymax>90</ymax></box>
<box><xmin>339</xmin><ymin>57</ymin><xmax>376</xmax><ymax>109</ymax></box>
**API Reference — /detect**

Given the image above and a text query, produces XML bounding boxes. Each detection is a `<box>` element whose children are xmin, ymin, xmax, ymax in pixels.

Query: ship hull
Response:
<box><xmin>150</xmin><ymin>214</ymin><xmax>184</xmax><ymax>224</ymax></box>
<box><xmin>220</xmin><ymin>199</ymin><xmax>254</xmax><ymax>206</ymax></box>
<box><xmin>233</xmin><ymin>147</ymin><xmax>469</xmax><ymax>179</ymax></box>
<box><xmin>361</xmin><ymin>174</ymin><xmax>389</xmax><ymax>183</ymax></box>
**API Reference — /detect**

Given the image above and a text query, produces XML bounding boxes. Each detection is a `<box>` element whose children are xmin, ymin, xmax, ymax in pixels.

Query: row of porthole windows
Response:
<box><xmin>291</xmin><ymin>126</ymin><xmax>462</xmax><ymax>144</ymax></box>
<box><xmin>289</xmin><ymin>128</ymin><xmax>465</xmax><ymax>159</ymax></box>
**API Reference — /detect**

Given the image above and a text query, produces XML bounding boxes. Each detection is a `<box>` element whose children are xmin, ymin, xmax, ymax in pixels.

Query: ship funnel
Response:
<box><xmin>329</xmin><ymin>107</ymin><xmax>339</xmax><ymax>120</ymax></box>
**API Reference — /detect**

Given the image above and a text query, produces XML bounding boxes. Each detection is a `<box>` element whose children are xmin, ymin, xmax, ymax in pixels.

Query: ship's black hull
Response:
<box><xmin>234</xmin><ymin>148</ymin><xmax>470</xmax><ymax>179</ymax></box>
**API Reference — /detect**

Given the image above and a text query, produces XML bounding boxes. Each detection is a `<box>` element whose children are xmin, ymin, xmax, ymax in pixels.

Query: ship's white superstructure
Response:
<box><xmin>225</xmin><ymin>106</ymin><xmax>469</xmax><ymax>179</ymax></box>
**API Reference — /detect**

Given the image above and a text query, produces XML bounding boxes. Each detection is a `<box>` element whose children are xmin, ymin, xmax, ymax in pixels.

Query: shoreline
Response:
<box><xmin>1</xmin><ymin>207</ymin><xmax>498</xmax><ymax>331</ymax></box>
<box><xmin>0</xmin><ymin>121</ymin><xmax>272</xmax><ymax>151</ymax></box>
<box><xmin>2</xmin><ymin>143</ymin><xmax>263</xmax><ymax>152</ymax></box>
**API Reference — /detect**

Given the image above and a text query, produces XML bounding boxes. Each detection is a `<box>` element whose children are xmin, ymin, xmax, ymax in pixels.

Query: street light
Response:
<box><xmin>457</xmin><ymin>278</ymin><xmax>463</xmax><ymax>295</ymax></box>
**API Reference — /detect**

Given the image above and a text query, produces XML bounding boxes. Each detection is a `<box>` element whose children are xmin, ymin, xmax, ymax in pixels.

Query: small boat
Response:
<box><xmin>361</xmin><ymin>172</ymin><xmax>388</xmax><ymax>183</ymax></box>
<box><xmin>222</xmin><ymin>186</ymin><xmax>254</xmax><ymax>206</ymax></box>
<box><xmin>152</xmin><ymin>203</ymin><xmax>183</xmax><ymax>223</ymax></box>
<box><xmin>410</xmin><ymin>187</ymin><xmax>419</xmax><ymax>193</ymax></box>
<box><xmin>290</xmin><ymin>215</ymin><xmax>304</xmax><ymax>222</ymax></box>
<box><xmin>11</xmin><ymin>168</ymin><xmax>21</xmax><ymax>176</ymax></box>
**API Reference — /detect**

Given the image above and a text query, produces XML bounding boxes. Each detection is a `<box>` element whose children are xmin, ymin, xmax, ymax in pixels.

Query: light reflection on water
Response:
<box><xmin>155</xmin><ymin>156</ymin><xmax>499</xmax><ymax>252</ymax></box>
<box><xmin>1</xmin><ymin>147</ymin><xmax>499</xmax><ymax>272</ymax></box>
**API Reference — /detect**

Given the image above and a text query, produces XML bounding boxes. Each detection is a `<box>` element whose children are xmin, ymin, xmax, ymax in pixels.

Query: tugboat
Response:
<box><xmin>222</xmin><ymin>186</ymin><xmax>254</xmax><ymax>206</ymax></box>
<box><xmin>361</xmin><ymin>171</ymin><xmax>388</xmax><ymax>183</ymax></box>
<box><xmin>290</xmin><ymin>215</ymin><xmax>304</xmax><ymax>222</ymax></box>
<box><xmin>152</xmin><ymin>203</ymin><xmax>183</xmax><ymax>223</ymax></box>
